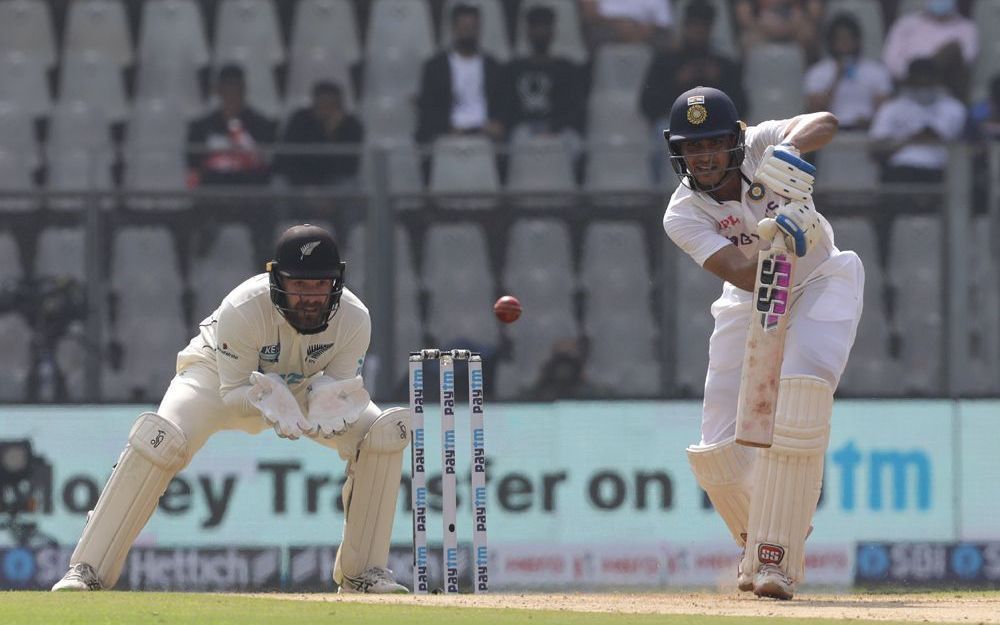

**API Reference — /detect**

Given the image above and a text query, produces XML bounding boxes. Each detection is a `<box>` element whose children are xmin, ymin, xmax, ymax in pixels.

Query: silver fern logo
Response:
<box><xmin>299</xmin><ymin>241</ymin><xmax>321</xmax><ymax>259</ymax></box>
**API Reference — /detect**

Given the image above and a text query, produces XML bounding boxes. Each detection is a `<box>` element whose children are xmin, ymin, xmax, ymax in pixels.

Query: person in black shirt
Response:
<box><xmin>278</xmin><ymin>82</ymin><xmax>364</xmax><ymax>187</ymax></box>
<box><xmin>505</xmin><ymin>6</ymin><xmax>586</xmax><ymax>141</ymax></box>
<box><xmin>186</xmin><ymin>64</ymin><xmax>278</xmax><ymax>186</ymax></box>
<box><xmin>640</xmin><ymin>3</ymin><xmax>745</xmax><ymax>125</ymax></box>
<box><xmin>640</xmin><ymin>2</ymin><xmax>745</xmax><ymax>181</ymax></box>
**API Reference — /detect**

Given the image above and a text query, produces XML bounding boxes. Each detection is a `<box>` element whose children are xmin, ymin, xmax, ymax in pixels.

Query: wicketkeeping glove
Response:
<box><xmin>755</xmin><ymin>143</ymin><xmax>816</xmax><ymax>202</ymax></box>
<box><xmin>247</xmin><ymin>371</ymin><xmax>315</xmax><ymax>439</ymax></box>
<box><xmin>306</xmin><ymin>375</ymin><xmax>370</xmax><ymax>438</ymax></box>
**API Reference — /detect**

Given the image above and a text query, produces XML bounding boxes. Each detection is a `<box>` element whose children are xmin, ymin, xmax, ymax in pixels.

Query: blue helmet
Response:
<box><xmin>663</xmin><ymin>86</ymin><xmax>746</xmax><ymax>192</ymax></box>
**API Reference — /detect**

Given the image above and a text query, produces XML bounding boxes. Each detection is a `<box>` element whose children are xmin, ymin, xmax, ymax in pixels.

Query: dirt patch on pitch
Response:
<box><xmin>251</xmin><ymin>592</ymin><xmax>1000</xmax><ymax>623</ymax></box>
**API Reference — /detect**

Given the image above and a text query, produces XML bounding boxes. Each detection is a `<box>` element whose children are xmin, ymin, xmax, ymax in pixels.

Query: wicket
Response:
<box><xmin>408</xmin><ymin>349</ymin><xmax>488</xmax><ymax>594</ymax></box>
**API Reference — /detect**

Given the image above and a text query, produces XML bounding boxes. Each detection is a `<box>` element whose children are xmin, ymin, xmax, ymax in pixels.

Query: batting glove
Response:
<box><xmin>755</xmin><ymin>143</ymin><xmax>816</xmax><ymax>203</ymax></box>
<box><xmin>769</xmin><ymin>201</ymin><xmax>822</xmax><ymax>257</ymax></box>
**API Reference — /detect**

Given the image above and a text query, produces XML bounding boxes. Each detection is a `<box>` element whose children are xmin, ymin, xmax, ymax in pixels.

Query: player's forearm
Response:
<box><xmin>221</xmin><ymin>385</ymin><xmax>261</xmax><ymax>418</ymax></box>
<box><xmin>780</xmin><ymin>112</ymin><xmax>839</xmax><ymax>154</ymax></box>
<box><xmin>703</xmin><ymin>246</ymin><xmax>758</xmax><ymax>292</ymax></box>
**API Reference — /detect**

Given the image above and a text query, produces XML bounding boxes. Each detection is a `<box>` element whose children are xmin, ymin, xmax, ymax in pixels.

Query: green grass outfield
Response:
<box><xmin>4</xmin><ymin>591</ymin><xmax>1000</xmax><ymax>625</ymax></box>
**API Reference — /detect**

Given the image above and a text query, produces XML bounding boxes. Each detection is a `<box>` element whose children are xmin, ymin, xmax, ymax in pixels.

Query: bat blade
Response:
<box><xmin>735</xmin><ymin>236</ymin><xmax>795</xmax><ymax>448</ymax></box>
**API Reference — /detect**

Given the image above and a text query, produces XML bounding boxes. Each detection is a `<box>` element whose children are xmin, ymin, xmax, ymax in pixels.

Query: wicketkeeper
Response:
<box><xmin>53</xmin><ymin>224</ymin><xmax>410</xmax><ymax>593</ymax></box>
<box><xmin>662</xmin><ymin>87</ymin><xmax>864</xmax><ymax>599</ymax></box>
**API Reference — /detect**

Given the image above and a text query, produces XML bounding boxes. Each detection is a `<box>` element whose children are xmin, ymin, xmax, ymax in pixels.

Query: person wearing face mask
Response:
<box><xmin>868</xmin><ymin>58</ymin><xmax>966</xmax><ymax>183</ymax></box>
<box><xmin>415</xmin><ymin>3</ymin><xmax>506</xmax><ymax>146</ymax></box>
<box><xmin>804</xmin><ymin>14</ymin><xmax>892</xmax><ymax>130</ymax></box>
<box><xmin>882</xmin><ymin>0</ymin><xmax>978</xmax><ymax>100</ymax></box>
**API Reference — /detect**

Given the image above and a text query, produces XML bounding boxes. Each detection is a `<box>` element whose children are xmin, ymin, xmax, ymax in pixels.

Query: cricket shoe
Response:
<box><xmin>753</xmin><ymin>563</ymin><xmax>795</xmax><ymax>600</ymax></box>
<box><xmin>737</xmin><ymin>557</ymin><xmax>753</xmax><ymax>592</ymax></box>
<box><xmin>52</xmin><ymin>563</ymin><xmax>102</xmax><ymax>591</ymax></box>
<box><xmin>338</xmin><ymin>566</ymin><xmax>409</xmax><ymax>594</ymax></box>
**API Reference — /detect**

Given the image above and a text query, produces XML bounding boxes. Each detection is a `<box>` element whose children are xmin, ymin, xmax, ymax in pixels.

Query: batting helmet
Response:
<box><xmin>663</xmin><ymin>86</ymin><xmax>746</xmax><ymax>192</ymax></box>
<box><xmin>267</xmin><ymin>224</ymin><xmax>346</xmax><ymax>334</ymax></box>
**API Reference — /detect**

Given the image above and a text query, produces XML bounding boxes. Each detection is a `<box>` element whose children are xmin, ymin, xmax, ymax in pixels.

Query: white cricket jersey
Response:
<box><xmin>176</xmin><ymin>273</ymin><xmax>370</xmax><ymax>416</ymax></box>
<box><xmin>662</xmin><ymin>119</ymin><xmax>836</xmax><ymax>305</ymax></box>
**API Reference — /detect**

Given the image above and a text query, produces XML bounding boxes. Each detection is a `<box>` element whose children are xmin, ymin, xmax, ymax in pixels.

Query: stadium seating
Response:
<box><xmin>0</xmin><ymin>0</ymin><xmax>57</xmax><ymax>68</ymax></box>
<box><xmin>506</xmin><ymin>134</ymin><xmax>576</xmax><ymax>196</ymax></box>
<box><xmin>429</xmin><ymin>135</ymin><xmax>500</xmax><ymax>203</ymax></box>
<box><xmin>345</xmin><ymin>223</ymin><xmax>423</xmax><ymax>390</ymax></box>
<box><xmin>63</xmin><ymin>0</ymin><xmax>132</xmax><ymax>68</ymax></box>
<box><xmin>744</xmin><ymin>43</ymin><xmax>805</xmax><ymax>123</ymax></box>
<box><xmin>363</xmin><ymin>0</ymin><xmax>435</xmax><ymax>101</ymax></box>
<box><xmin>590</xmin><ymin>44</ymin><xmax>653</xmax><ymax>99</ymax></box>
<box><xmin>104</xmin><ymin>226</ymin><xmax>188</xmax><ymax>402</ymax></box>
<box><xmin>971</xmin><ymin>0</ymin><xmax>1000</xmax><ymax>102</ymax></box>
<box><xmin>0</xmin><ymin>52</ymin><xmax>52</xmax><ymax>117</ymax></box>
<box><xmin>581</xmin><ymin>221</ymin><xmax>660</xmax><ymax>396</ymax></box>
<box><xmin>888</xmin><ymin>215</ymin><xmax>943</xmax><ymax>395</ymax></box>
<box><xmin>672</xmin><ymin>251</ymin><xmax>719</xmax><ymax>396</ymax></box>
<box><xmin>963</xmin><ymin>216</ymin><xmax>1000</xmax><ymax>395</ymax></box>
<box><xmin>290</xmin><ymin>0</ymin><xmax>361</xmax><ymax>70</ymax></box>
<box><xmin>58</xmin><ymin>51</ymin><xmax>129</xmax><ymax>122</ymax></box>
<box><xmin>828</xmin><ymin>216</ymin><xmax>902</xmax><ymax>396</ymax></box>
<box><xmin>189</xmin><ymin>224</ymin><xmax>257</xmax><ymax>323</ymax></box>
<box><xmin>423</xmin><ymin>223</ymin><xmax>499</xmax><ymax>349</ymax></box>
<box><xmin>0</xmin><ymin>231</ymin><xmax>28</xmax><ymax>401</ymax></box>
<box><xmin>497</xmin><ymin>219</ymin><xmax>578</xmax><ymax>398</ymax></box>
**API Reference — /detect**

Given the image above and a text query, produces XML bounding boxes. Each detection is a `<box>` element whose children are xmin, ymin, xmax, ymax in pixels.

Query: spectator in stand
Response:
<box><xmin>581</xmin><ymin>0</ymin><xmax>673</xmax><ymax>49</ymax></box>
<box><xmin>734</xmin><ymin>0</ymin><xmax>823</xmax><ymax>62</ymax></box>
<box><xmin>641</xmin><ymin>2</ymin><xmax>746</xmax><ymax>124</ymax></box>
<box><xmin>186</xmin><ymin>64</ymin><xmax>277</xmax><ymax>186</ymax></box>
<box><xmin>278</xmin><ymin>82</ymin><xmax>364</xmax><ymax>187</ymax></box>
<box><xmin>968</xmin><ymin>75</ymin><xmax>1000</xmax><ymax>141</ymax></box>
<box><xmin>869</xmin><ymin>57</ymin><xmax>966</xmax><ymax>183</ymax></box>
<box><xmin>640</xmin><ymin>2</ymin><xmax>745</xmax><ymax>180</ymax></box>
<box><xmin>505</xmin><ymin>6</ymin><xmax>585</xmax><ymax>152</ymax></box>
<box><xmin>415</xmin><ymin>3</ymin><xmax>505</xmax><ymax>146</ymax></box>
<box><xmin>882</xmin><ymin>0</ymin><xmax>977</xmax><ymax>100</ymax></box>
<box><xmin>804</xmin><ymin>13</ymin><xmax>892</xmax><ymax>130</ymax></box>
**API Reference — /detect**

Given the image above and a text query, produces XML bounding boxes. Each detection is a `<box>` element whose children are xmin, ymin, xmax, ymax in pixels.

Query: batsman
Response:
<box><xmin>52</xmin><ymin>224</ymin><xmax>410</xmax><ymax>594</ymax></box>
<box><xmin>662</xmin><ymin>87</ymin><xmax>863</xmax><ymax>599</ymax></box>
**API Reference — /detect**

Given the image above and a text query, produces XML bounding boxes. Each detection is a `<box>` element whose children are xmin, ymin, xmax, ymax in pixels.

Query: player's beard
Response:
<box><xmin>288</xmin><ymin>302</ymin><xmax>327</xmax><ymax>330</ymax></box>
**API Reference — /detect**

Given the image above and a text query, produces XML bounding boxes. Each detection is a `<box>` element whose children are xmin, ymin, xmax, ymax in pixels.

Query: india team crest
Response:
<box><xmin>748</xmin><ymin>182</ymin><xmax>766</xmax><ymax>201</ymax></box>
<box><xmin>686</xmin><ymin>103</ymin><xmax>708</xmax><ymax>125</ymax></box>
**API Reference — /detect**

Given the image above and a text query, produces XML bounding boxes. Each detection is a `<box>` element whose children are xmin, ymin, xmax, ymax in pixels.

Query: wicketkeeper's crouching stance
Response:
<box><xmin>661</xmin><ymin>87</ymin><xmax>864</xmax><ymax>599</ymax></box>
<box><xmin>53</xmin><ymin>224</ymin><xmax>410</xmax><ymax>594</ymax></box>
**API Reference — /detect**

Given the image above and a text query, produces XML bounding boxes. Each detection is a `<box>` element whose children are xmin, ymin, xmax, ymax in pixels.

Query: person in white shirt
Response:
<box><xmin>804</xmin><ymin>13</ymin><xmax>892</xmax><ymax>130</ymax></box>
<box><xmin>661</xmin><ymin>87</ymin><xmax>863</xmax><ymax>599</ymax></box>
<box><xmin>52</xmin><ymin>225</ymin><xmax>411</xmax><ymax>594</ymax></box>
<box><xmin>882</xmin><ymin>0</ymin><xmax>977</xmax><ymax>99</ymax></box>
<box><xmin>415</xmin><ymin>3</ymin><xmax>505</xmax><ymax>145</ymax></box>
<box><xmin>869</xmin><ymin>57</ymin><xmax>967</xmax><ymax>183</ymax></box>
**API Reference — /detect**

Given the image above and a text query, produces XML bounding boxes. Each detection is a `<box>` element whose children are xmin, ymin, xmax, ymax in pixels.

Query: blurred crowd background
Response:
<box><xmin>0</xmin><ymin>0</ymin><xmax>997</xmax><ymax>405</ymax></box>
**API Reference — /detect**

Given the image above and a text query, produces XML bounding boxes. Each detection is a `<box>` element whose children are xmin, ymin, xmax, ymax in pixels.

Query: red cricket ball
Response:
<box><xmin>493</xmin><ymin>295</ymin><xmax>522</xmax><ymax>323</ymax></box>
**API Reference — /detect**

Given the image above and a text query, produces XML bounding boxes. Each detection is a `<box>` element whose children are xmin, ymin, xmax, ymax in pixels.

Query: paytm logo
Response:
<box><xmin>830</xmin><ymin>441</ymin><xmax>932</xmax><ymax>511</ymax></box>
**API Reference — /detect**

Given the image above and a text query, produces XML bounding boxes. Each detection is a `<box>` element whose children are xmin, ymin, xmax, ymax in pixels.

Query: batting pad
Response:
<box><xmin>71</xmin><ymin>412</ymin><xmax>189</xmax><ymax>588</ymax></box>
<box><xmin>687</xmin><ymin>438</ymin><xmax>756</xmax><ymax>547</ymax></box>
<box><xmin>743</xmin><ymin>376</ymin><xmax>832</xmax><ymax>583</ymax></box>
<box><xmin>334</xmin><ymin>407</ymin><xmax>410</xmax><ymax>587</ymax></box>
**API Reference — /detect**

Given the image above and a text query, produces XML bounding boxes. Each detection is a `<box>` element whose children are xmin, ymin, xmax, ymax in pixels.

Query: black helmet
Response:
<box><xmin>266</xmin><ymin>224</ymin><xmax>346</xmax><ymax>334</ymax></box>
<box><xmin>663</xmin><ymin>86</ymin><xmax>746</xmax><ymax>192</ymax></box>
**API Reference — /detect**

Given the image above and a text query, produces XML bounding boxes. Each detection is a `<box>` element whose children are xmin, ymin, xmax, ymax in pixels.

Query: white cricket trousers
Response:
<box><xmin>158</xmin><ymin>363</ymin><xmax>382</xmax><ymax>461</ymax></box>
<box><xmin>701</xmin><ymin>250</ymin><xmax>864</xmax><ymax>445</ymax></box>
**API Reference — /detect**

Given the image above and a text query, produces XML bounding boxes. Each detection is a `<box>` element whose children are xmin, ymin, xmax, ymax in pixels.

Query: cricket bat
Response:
<box><xmin>735</xmin><ymin>225</ymin><xmax>795</xmax><ymax>448</ymax></box>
